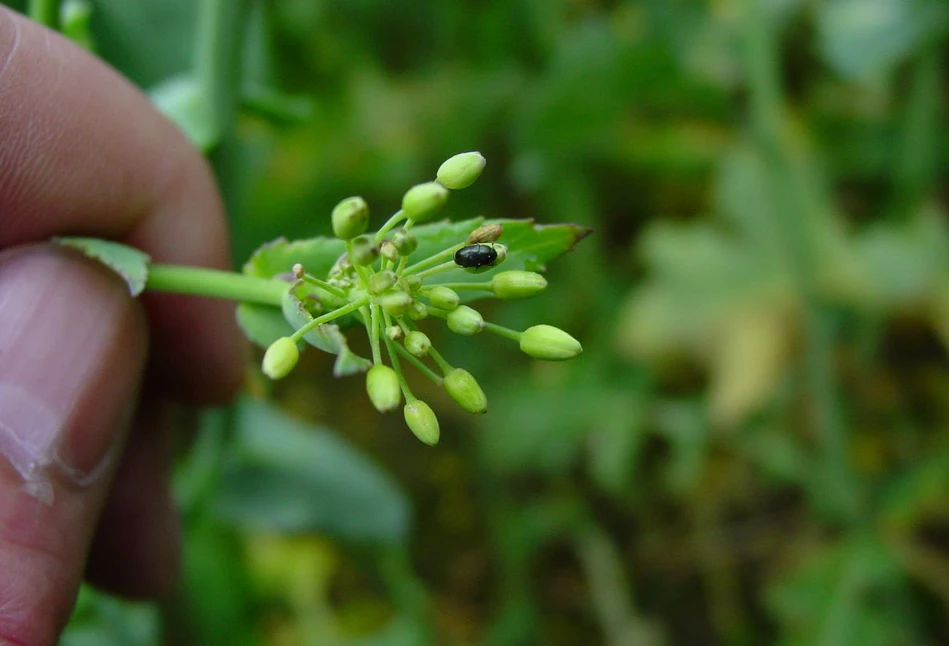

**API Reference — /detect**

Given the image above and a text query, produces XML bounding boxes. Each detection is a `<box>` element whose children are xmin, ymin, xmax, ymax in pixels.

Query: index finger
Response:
<box><xmin>0</xmin><ymin>8</ymin><xmax>244</xmax><ymax>401</ymax></box>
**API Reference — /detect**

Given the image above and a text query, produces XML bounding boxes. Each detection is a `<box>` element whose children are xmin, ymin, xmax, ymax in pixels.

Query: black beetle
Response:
<box><xmin>454</xmin><ymin>243</ymin><xmax>498</xmax><ymax>269</ymax></box>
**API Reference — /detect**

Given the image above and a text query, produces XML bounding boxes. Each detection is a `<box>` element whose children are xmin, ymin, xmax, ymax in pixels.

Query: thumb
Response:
<box><xmin>0</xmin><ymin>245</ymin><xmax>147</xmax><ymax>646</ymax></box>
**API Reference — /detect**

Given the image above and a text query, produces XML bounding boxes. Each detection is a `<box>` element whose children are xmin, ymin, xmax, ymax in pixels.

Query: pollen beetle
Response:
<box><xmin>454</xmin><ymin>243</ymin><xmax>498</xmax><ymax>269</ymax></box>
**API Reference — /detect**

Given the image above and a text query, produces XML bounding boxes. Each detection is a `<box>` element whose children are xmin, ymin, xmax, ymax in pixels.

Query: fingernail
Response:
<box><xmin>0</xmin><ymin>246</ymin><xmax>145</xmax><ymax>503</ymax></box>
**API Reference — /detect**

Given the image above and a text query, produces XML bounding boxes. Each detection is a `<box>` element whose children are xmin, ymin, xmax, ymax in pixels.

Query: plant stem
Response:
<box><xmin>194</xmin><ymin>0</ymin><xmax>252</xmax><ymax>147</ymax></box>
<box><xmin>28</xmin><ymin>0</ymin><xmax>59</xmax><ymax>29</ymax></box>
<box><xmin>291</xmin><ymin>298</ymin><xmax>367</xmax><ymax>341</ymax></box>
<box><xmin>301</xmin><ymin>273</ymin><xmax>347</xmax><ymax>299</ymax></box>
<box><xmin>426</xmin><ymin>345</ymin><xmax>453</xmax><ymax>375</ymax></box>
<box><xmin>392</xmin><ymin>343</ymin><xmax>442</xmax><ymax>384</ymax></box>
<box><xmin>413</xmin><ymin>261</ymin><xmax>458</xmax><ymax>280</ymax></box>
<box><xmin>429</xmin><ymin>282</ymin><xmax>491</xmax><ymax>291</ymax></box>
<box><xmin>363</xmin><ymin>303</ymin><xmax>382</xmax><ymax>366</ymax></box>
<box><xmin>482</xmin><ymin>321</ymin><xmax>522</xmax><ymax>342</ymax></box>
<box><xmin>147</xmin><ymin>264</ymin><xmax>286</xmax><ymax>306</ymax></box>
<box><xmin>374</xmin><ymin>210</ymin><xmax>407</xmax><ymax>242</ymax></box>
<box><xmin>889</xmin><ymin>45</ymin><xmax>940</xmax><ymax>220</ymax></box>
<box><xmin>382</xmin><ymin>311</ymin><xmax>414</xmax><ymax>400</ymax></box>
<box><xmin>741</xmin><ymin>0</ymin><xmax>859</xmax><ymax>520</ymax></box>
<box><xmin>402</xmin><ymin>243</ymin><xmax>465</xmax><ymax>276</ymax></box>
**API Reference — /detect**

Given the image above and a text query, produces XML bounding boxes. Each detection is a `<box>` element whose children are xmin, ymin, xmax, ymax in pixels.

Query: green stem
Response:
<box><xmin>291</xmin><ymin>298</ymin><xmax>367</xmax><ymax>341</ymax></box>
<box><xmin>382</xmin><ymin>311</ymin><xmax>414</xmax><ymax>401</ymax></box>
<box><xmin>428</xmin><ymin>282</ymin><xmax>491</xmax><ymax>292</ymax></box>
<box><xmin>146</xmin><ymin>264</ymin><xmax>286</xmax><ymax>306</ymax></box>
<box><xmin>482</xmin><ymin>321</ymin><xmax>522</xmax><ymax>342</ymax></box>
<box><xmin>28</xmin><ymin>0</ymin><xmax>59</xmax><ymax>29</ymax></box>
<box><xmin>402</xmin><ymin>243</ymin><xmax>465</xmax><ymax>276</ymax></box>
<box><xmin>888</xmin><ymin>45</ymin><xmax>940</xmax><ymax>220</ymax></box>
<box><xmin>426</xmin><ymin>345</ymin><xmax>453</xmax><ymax>375</ymax></box>
<box><xmin>392</xmin><ymin>343</ymin><xmax>442</xmax><ymax>384</ymax></box>
<box><xmin>194</xmin><ymin>0</ymin><xmax>252</xmax><ymax>146</ymax></box>
<box><xmin>301</xmin><ymin>273</ymin><xmax>347</xmax><ymax>299</ymax></box>
<box><xmin>374</xmin><ymin>210</ymin><xmax>407</xmax><ymax>243</ymax></box>
<box><xmin>413</xmin><ymin>261</ymin><xmax>458</xmax><ymax>280</ymax></box>
<box><xmin>741</xmin><ymin>0</ymin><xmax>859</xmax><ymax>519</ymax></box>
<box><xmin>368</xmin><ymin>304</ymin><xmax>383</xmax><ymax>365</ymax></box>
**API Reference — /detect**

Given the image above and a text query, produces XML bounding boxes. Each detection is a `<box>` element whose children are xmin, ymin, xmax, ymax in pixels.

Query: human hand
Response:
<box><xmin>0</xmin><ymin>8</ymin><xmax>245</xmax><ymax>645</ymax></box>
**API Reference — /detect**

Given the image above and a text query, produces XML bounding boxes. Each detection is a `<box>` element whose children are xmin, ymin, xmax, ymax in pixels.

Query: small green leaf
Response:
<box><xmin>281</xmin><ymin>292</ymin><xmax>371</xmax><ymax>376</ymax></box>
<box><xmin>55</xmin><ymin>237</ymin><xmax>151</xmax><ymax>296</ymax></box>
<box><xmin>212</xmin><ymin>398</ymin><xmax>411</xmax><ymax>544</ymax></box>
<box><xmin>149</xmin><ymin>75</ymin><xmax>218</xmax><ymax>152</ymax></box>
<box><xmin>236</xmin><ymin>303</ymin><xmax>294</xmax><ymax>348</ymax></box>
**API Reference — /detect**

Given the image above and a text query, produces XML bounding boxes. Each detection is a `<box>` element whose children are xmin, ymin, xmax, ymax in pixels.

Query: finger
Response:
<box><xmin>0</xmin><ymin>246</ymin><xmax>146</xmax><ymax>646</ymax></box>
<box><xmin>0</xmin><ymin>8</ymin><xmax>244</xmax><ymax>403</ymax></box>
<box><xmin>85</xmin><ymin>399</ymin><xmax>181</xmax><ymax>599</ymax></box>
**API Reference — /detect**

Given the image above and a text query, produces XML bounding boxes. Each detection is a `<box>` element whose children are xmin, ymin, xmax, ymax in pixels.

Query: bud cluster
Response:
<box><xmin>261</xmin><ymin>152</ymin><xmax>582</xmax><ymax>445</ymax></box>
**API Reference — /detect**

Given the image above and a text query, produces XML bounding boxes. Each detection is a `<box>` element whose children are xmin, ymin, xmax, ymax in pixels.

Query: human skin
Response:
<box><xmin>0</xmin><ymin>7</ymin><xmax>245</xmax><ymax>646</ymax></box>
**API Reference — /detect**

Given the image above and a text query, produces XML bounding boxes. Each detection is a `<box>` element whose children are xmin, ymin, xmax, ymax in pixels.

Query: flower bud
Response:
<box><xmin>408</xmin><ymin>301</ymin><xmax>429</xmax><ymax>320</ymax></box>
<box><xmin>491</xmin><ymin>271</ymin><xmax>547</xmax><ymax>299</ymax></box>
<box><xmin>366</xmin><ymin>364</ymin><xmax>402</xmax><ymax>412</ymax></box>
<box><xmin>447</xmin><ymin>305</ymin><xmax>484</xmax><ymax>335</ymax></box>
<box><xmin>262</xmin><ymin>337</ymin><xmax>299</xmax><ymax>379</ymax></box>
<box><xmin>369</xmin><ymin>270</ymin><xmax>397</xmax><ymax>294</ymax></box>
<box><xmin>401</xmin><ymin>182</ymin><xmax>449</xmax><ymax>222</ymax></box>
<box><xmin>404</xmin><ymin>400</ymin><xmax>440</xmax><ymax>445</ymax></box>
<box><xmin>380</xmin><ymin>240</ymin><xmax>399</xmax><ymax>263</ymax></box>
<box><xmin>443</xmin><ymin>368</ymin><xmax>487</xmax><ymax>414</ymax></box>
<box><xmin>378</xmin><ymin>291</ymin><xmax>413</xmax><ymax>317</ymax></box>
<box><xmin>424</xmin><ymin>285</ymin><xmax>460</xmax><ymax>310</ymax></box>
<box><xmin>386</xmin><ymin>325</ymin><xmax>403</xmax><ymax>340</ymax></box>
<box><xmin>331</xmin><ymin>196</ymin><xmax>369</xmax><ymax>240</ymax></box>
<box><xmin>392</xmin><ymin>230</ymin><xmax>418</xmax><ymax>255</ymax></box>
<box><xmin>405</xmin><ymin>275</ymin><xmax>422</xmax><ymax>291</ymax></box>
<box><xmin>404</xmin><ymin>330</ymin><xmax>431</xmax><ymax>357</ymax></box>
<box><xmin>467</xmin><ymin>223</ymin><xmax>503</xmax><ymax>244</ymax></box>
<box><xmin>519</xmin><ymin>325</ymin><xmax>582</xmax><ymax>360</ymax></box>
<box><xmin>349</xmin><ymin>236</ymin><xmax>378</xmax><ymax>266</ymax></box>
<box><xmin>436</xmin><ymin>152</ymin><xmax>486</xmax><ymax>190</ymax></box>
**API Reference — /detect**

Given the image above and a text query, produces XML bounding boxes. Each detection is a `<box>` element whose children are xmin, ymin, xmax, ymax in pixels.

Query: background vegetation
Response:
<box><xmin>6</xmin><ymin>0</ymin><xmax>949</xmax><ymax>644</ymax></box>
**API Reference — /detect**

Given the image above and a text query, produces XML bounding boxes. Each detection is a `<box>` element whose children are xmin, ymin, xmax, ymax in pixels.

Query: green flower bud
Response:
<box><xmin>443</xmin><ymin>368</ymin><xmax>487</xmax><ymax>414</ymax></box>
<box><xmin>490</xmin><ymin>271</ymin><xmax>547</xmax><ymax>299</ymax></box>
<box><xmin>366</xmin><ymin>364</ymin><xmax>402</xmax><ymax>412</ymax></box>
<box><xmin>404</xmin><ymin>330</ymin><xmax>431</xmax><ymax>357</ymax></box>
<box><xmin>405</xmin><ymin>275</ymin><xmax>422</xmax><ymax>291</ymax></box>
<box><xmin>262</xmin><ymin>337</ymin><xmax>299</xmax><ymax>379</ymax></box>
<box><xmin>404</xmin><ymin>400</ymin><xmax>440</xmax><ymax>445</ymax></box>
<box><xmin>378</xmin><ymin>291</ymin><xmax>413</xmax><ymax>317</ymax></box>
<box><xmin>436</xmin><ymin>152</ymin><xmax>486</xmax><ymax>190</ymax></box>
<box><xmin>380</xmin><ymin>240</ymin><xmax>399</xmax><ymax>263</ymax></box>
<box><xmin>369</xmin><ymin>270</ymin><xmax>397</xmax><ymax>294</ymax></box>
<box><xmin>408</xmin><ymin>301</ymin><xmax>429</xmax><ymax>320</ymax></box>
<box><xmin>386</xmin><ymin>325</ymin><xmax>403</xmax><ymax>340</ymax></box>
<box><xmin>332</xmin><ymin>196</ymin><xmax>369</xmax><ymax>240</ymax></box>
<box><xmin>447</xmin><ymin>305</ymin><xmax>484</xmax><ymax>335</ymax></box>
<box><xmin>401</xmin><ymin>182</ymin><xmax>449</xmax><ymax>222</ymax></box>
<box><xmin>467</xmin><ymin>223</ymin><xmax>503</xmax><ymax>244</ymax></box>
<box><xmin>519</xmin><ymin>325</ymin><xmax>582</xmax><ymax>361</ymax></box>
<box><xmin>349</xmin><ymin>236</ymin><xmax>378</xmax><ymax>266</ymax></box>
<box><xmin>392</xmin><ymin>230</ymin><xmax>418</xmax><ymax>255</ymax></box>
<box><xmin>424</xmin><ymin>285</ymin><xmax>460</xmax><ymax>310</ymax></box>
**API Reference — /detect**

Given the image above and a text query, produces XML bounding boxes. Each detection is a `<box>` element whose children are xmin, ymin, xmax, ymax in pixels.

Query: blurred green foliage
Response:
<box><xmin>9</xmin><ymin>0</ymin><xmax>948</xmax><ymax>643</ymax></box>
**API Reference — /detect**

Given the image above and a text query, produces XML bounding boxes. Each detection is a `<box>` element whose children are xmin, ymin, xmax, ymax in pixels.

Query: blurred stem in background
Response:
<box><xmin>741</xmin><ymin>0</ymin><xmax>862</xmax><ymax>522</ymax></box>
<box><xmin>890</xmin><ymin>45</ymin><xmax>941</xmax><ymax>221</ymax></box>
<box><xmin>27</xmin><ymin>0</ymin><xmax>56</xmax><ymax>28</ymax></box>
